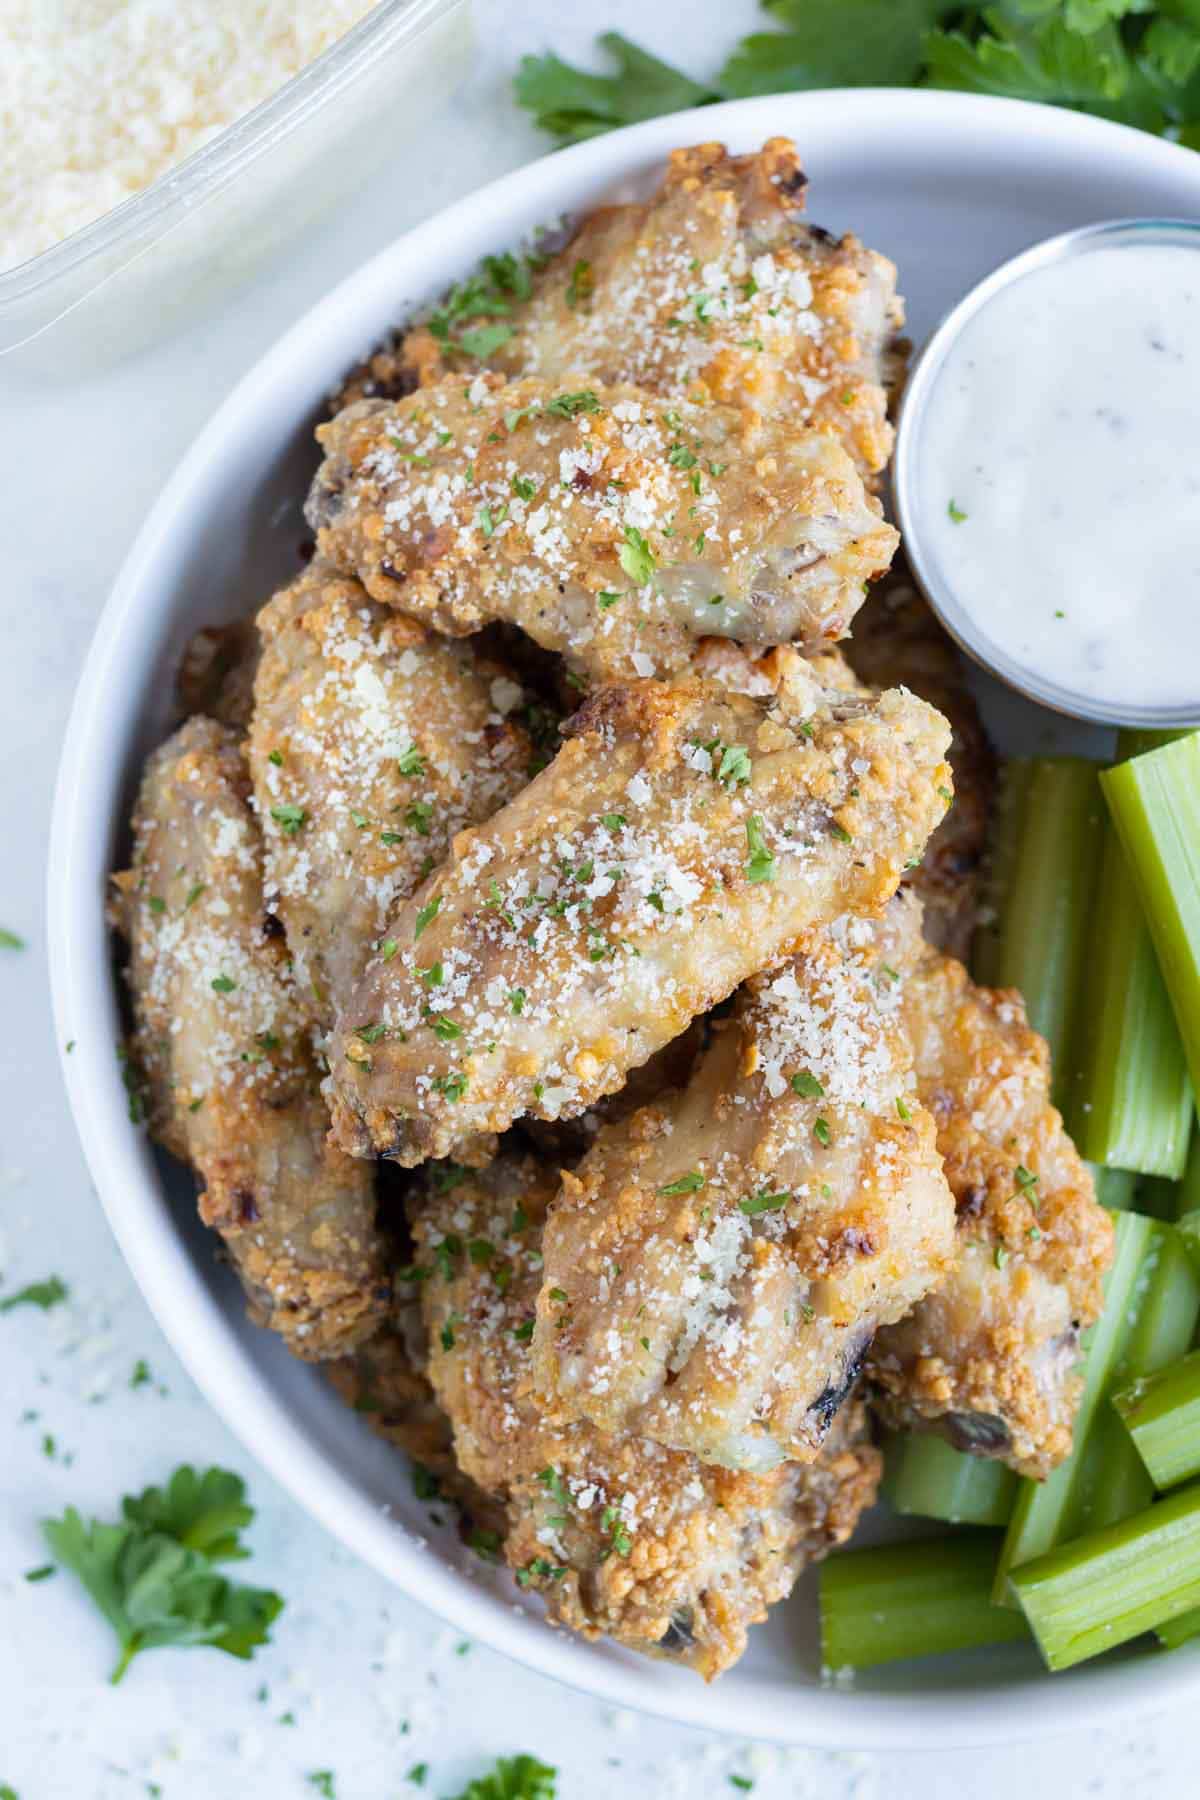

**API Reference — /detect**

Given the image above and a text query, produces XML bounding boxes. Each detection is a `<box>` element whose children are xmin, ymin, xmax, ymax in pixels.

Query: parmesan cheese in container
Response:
<box><xmin>0</xmin><ymin>0</ymin><xmax>472</xmax><ymax>368</ymax></box>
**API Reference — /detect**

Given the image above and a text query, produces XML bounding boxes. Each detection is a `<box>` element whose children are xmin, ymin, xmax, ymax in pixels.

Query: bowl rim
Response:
<box><xmin>893</xmin><ymin>214</ymin><xmax>1200</xmax><ymax>729</ymax></box>
<box><xmin>48</xmin><ymin>85</ymin><xmax>1200</xmax><ymax>1747</ymax></box>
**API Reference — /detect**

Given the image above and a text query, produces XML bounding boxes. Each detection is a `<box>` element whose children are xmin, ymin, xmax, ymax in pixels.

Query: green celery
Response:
<box><xmin>1088</xmin><ymin>1164</ymin><xmax>1138</xmax><ymax>1213</ymax></box>
<box><xmin>1068</xmin><ymin>825</ymin><xmax>1192</xmax><ymax>1178</ymax></box>
<box><xmin>1113</xmin><ymin>1346</ymin><xmax>1200</xmax><ymax>1490</ymax></box>
<box><xmin>819</xmin><ymin>1534</ymin><xmax>1028</xmax><ymax>1671</ymax></box>
<box><xmin>1158</xmin><ymin>1605</ymin><xmax>1200</xmax><ymax>1650</ymax></box>
<box><xmin>1101</xmin><ymin>733</ymin><xmax>1200</xmax><ymax>1101</ymax></box>
<box><xmin>1178</xmin><ymin>1128</ymin><xmax>1200</xmax><ymax>1218</ymax></box>
<box><xmin>972</xmin><ymin>758</ymin><xmax>1103</xmax><ymax>1105</ymax></box>
<box><xmin>884</xmin><ymin>1434</ymin><xmax>1016</xmax><ymax>1527</ymax></box>
<box><xmin>1011</xmin><ymin>1479</ymin><xmax>1200</xmax><ymax>1670</ymax></box>
<box><xmin>973</xmin><ymin>759</ymin><xmax>1033</xmax><ymax>986</ymax></box>
<box><xmin>1171</xmin><ymin>1136</ymin><xmax>1200</xmax><ymax>1269</ymax></box>
<box><xmin>995</xmin><ymin>1212</ymin><xmax>1200</xmax><ymax>1604</ymax></box>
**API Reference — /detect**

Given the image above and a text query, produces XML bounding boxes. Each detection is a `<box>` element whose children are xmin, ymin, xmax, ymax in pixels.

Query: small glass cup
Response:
<box><xmin>893</xmin><ymin>217</ymin><xmax>1200</xmax><ymax>729</ymax></box>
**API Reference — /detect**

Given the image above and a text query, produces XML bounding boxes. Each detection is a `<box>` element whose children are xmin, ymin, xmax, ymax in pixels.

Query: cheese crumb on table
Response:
<box><xmin>0</xmin><ymin>0</ymin><xmax>379</xmax><ymax>273</ymax></box>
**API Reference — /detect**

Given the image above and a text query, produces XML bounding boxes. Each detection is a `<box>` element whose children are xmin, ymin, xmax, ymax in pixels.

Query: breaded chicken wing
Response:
<box><xmin>865</xmin><ymin>897</ymin><xmax>1114</xmax><ymax>1479</ymax></box>
<box><xmin>843</xmin><ymin>561</ymin><xmax>996</xmax><ymax>960</ymax></box>
<box><xmin>326</xmin><ymin>661</ymin><xmax>953</xmax><ymax>1166</ymax></box>
<box><xmin>379</xmin><ymin>139</ymin><xmax>904</xmax><ymax>484</ymax></box>
<box><xmin>306</xmin><ymin>374</ymin><xmax>896</xmax><ymax>683</ymax></box>
<box><xmin>412</xmin><ymin>1154</ymin><xmax>881</xmax><ymax>1678</ymax></box>
<box><xmin>111</xmin><ymin>716</ymin><xmax>390</xmax><ymax>1359</ymax></box>
<box><xmin>247</xmin><ymin>560</ymin><xmax>530</xmax><ymax>1024</ymax></box>
<box><xmin>533</xmin><ymin>926</ymin><xmax>954</xmax><ymax>1471</ymax></box>
<box><xmin>327</xmin><ymin>1298</ymin><xmax>505</xmax><ymax>1537</ymax></box>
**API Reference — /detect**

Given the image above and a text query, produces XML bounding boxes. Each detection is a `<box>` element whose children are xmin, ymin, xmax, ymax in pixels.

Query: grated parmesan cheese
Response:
<box><xmin>0</xmin><ymin>1</ymin><xmax>378</xmax><ymax>272</ymax></box>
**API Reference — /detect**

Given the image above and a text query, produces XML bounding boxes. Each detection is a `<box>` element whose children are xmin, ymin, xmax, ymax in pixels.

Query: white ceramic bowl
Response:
<box><xmin>49</xmin><ymin>89</ymin><xmax>1200</xmax><ymax>1747</ymax></box>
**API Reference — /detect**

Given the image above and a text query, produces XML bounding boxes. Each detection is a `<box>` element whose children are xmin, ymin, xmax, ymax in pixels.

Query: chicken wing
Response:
<box><xmin>843</xmin><ymin>559</ymin><xmax>996</xmax><ymax>960</ymax></box>
<box><xmin>326</xmin><ymin>660</ymin><xmax>953</xmax><ymax>1166</ymax></box>
<box><xmin>382</xmin><ymin>138</ymin><xmax>904</xmax><ymax>485</ymax></box>
<box><xmin>865</xmin><ymin>896</ymin><xmax>1114</xmax><ymax>1478</ymax></box>
<box><xmin>306</xmin><ymin>374</ymin><xmax>897</xmax><ymax>684</ymax></box>
<box><xmin>327</xmin><ymin>1298</ymin><xmax>506</xmax><ymax>1537</ymax></box>
<box><xmin>247</xmin><ymin>560</ymin><xmax>530</xmax><ymax>1024</ymax></box>
<box><xmin>533</xmin><ymin>925</ymin><xmax>954</xmax><ymax>1472</ymax></box>
<box><xmin>111</xmin><ymin>716</ymin><xmax>390</xmax><ymax>1359</ymax></box>
<box><xmin>412</xmin><ymin>1153</ymin><xmax>881</xmax><ymax>1678</ymax></box>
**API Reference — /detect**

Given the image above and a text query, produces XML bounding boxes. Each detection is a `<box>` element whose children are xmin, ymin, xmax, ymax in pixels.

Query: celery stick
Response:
<box><xmin>1088</xmin><ymin>1164</ymin><xmax>1138</xmax><ymax>1212</ymax></box>
<box><xmin>1068</xmin><ymin>826</ymin><xmax>1192</xmax><ymax>1178</ymax></box>
<box><xmin>1172</xmin><ymin>1137</ymin><xmax>1200</xmax><ymax>1269</ymax></box>
<box><xmin>994</xmin><ymin>1213</ymin><xmax>1200</xmax><ymax>1603</ymax></box>
<box><xmin>972</xmin><ymin>758</ymin><xmax>1103</xmax><ymax>1105</ymax></box>
<box><xmin>1114</xmin><ymin>1346</ymin><xmax>1200</xmax><ymax>1490</ymax></box>
<box><xmin>819</xmin><ymin>1534</ymin><xmax>1028</xmax><ymax>1670</ymax></box>
<box><xmin>1178</xmin><ymin>1212</ymin><xmax>1200</xmax><ymax>1279</ymax></box>
<box><xmin>1158</xmin><ymin>1605</ymin><xmax>1200</xmax><ymax>1649</ymax></box>
<box><xmin>1178</xmin><ymin>1128</ymin><xmax>1200</xmax><ymax>1218</ymax></box>
<box><xmin>1011</xmin><ymin>1479</ymin><xmax>1200</xmax><ymax>1670</ymax></box>
<box><xmin>973</xmin><ymin>758</ymin><xmax>1033</xmax><ymax>986</ymax></box>
<box><xmin>1101</xmin><ymin>733</ymin><xmax>1200</xmax><ymax>1101</ymax></box>
<box><xmin>884</xmin><ymin>1433</ymin><xmax>1017</xmax><ymax>1527</ymax></box>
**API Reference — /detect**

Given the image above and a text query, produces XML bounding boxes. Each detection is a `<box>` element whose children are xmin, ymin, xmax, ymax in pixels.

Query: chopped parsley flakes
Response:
<box><xmin>0</xmin><ymin>1275</ymin><xmax>68</xmax><ymax>1315</ymax></box>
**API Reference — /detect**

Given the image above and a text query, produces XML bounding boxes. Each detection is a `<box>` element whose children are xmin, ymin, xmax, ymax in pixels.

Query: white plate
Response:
<box><xmin>49</xmin><ymin>88</ymin><xmax>1200</xmax><ymax>1747</ymax></box>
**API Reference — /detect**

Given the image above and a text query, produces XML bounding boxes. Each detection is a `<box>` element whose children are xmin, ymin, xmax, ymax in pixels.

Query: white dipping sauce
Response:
<box><xmin>917</xmin><ymin>241</ymin><xmax>1200</xmax><ymax>715</ymax></box>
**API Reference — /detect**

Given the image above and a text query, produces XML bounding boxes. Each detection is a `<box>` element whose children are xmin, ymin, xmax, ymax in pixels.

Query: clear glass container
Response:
<box><xmin>0</xmin><ymin>0</ymin><xmax>472</xmax><ymax>373</ymax></box>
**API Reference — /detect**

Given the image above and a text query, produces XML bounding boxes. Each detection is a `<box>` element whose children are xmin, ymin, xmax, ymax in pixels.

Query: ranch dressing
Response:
<box><xmin>915</xmin><ymin>240</ymin><xmax>1200</xmax><ymax>718</ymax></box>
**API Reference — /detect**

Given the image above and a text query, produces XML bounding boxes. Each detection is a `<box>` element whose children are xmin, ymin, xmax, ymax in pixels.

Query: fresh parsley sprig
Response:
<box><xmin>448</xmin><ymin>1755</ymin><xmax>558</xmax><ymax>1800</ymax></box>
<box><xmin>42</xmin><ymin>1464</ymin><xmax>282</xmax><ymax>1684</ymax></box>
<box><xmin>516</xmin><ymin>4</ymin><xmax>1200</xmax><ymax>148</ymax></box>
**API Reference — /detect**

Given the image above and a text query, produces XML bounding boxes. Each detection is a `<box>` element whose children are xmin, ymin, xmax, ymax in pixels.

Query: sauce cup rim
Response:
<box><xmin>892</xmin><ymin>215</ymin><xmax>1200</xmax><ymax>729</ymax></box>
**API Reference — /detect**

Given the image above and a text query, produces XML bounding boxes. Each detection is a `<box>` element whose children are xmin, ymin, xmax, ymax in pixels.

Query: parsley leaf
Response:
<box><xmin>514</xmin><ymin>5</ymin><xmax>1200</xmax><ymax>155</ymax></box>
<box><xmin>270</xmin><ymin>803</ymin><xmax>306</xmax><ymax>837</ymax></box>
<box><xmin>659</xmin><ymin>1171</ymin><xmax>705</xmax><ymax>1195</ymax></box>
<box><xmin>721</xmin><ymin>0</ymin><xmax>958</xmax><ymax>96</ymax></box>
<box><xmin>0</xmin><ymin>1275</ymin><xmax>68</xmax><ymax>1315</ymax></box>
<box><xmin>618</xmin><ymin>525</ymin><xmax>656</xmax><ymax>585</ymax></box>
<box><xmin>514</xmin><ymin>33</ymin><xmax>715</xmax><ymax>143</ymax></box>
<box><xmin>414</xmin><ymin>896</ymin><xmax>441</xmax><ymax>940</ymax></box>
<box><xmin>744</xmin><ymin>814</ymin><xmax>777</xmax><ymax>884</ymax></box>
<box><xmin>121</xmin><ymin>1466</ymin><xmax>255</xmax><ymax>1564</ymax></box>
<box><xmin>447</xmin><ymin>1755</ymin><xmax>557</xmax><ymax>1800</ymax></box>
<box><xmin>545</xmin><ymin>389</ymin><xmax>601</xmax><ymax>417</ymax></box>
<box><xmin>0</xmin><ymin>927</ymin><xmax>24</xmax><ymax>950</ymax></box>
<box><xmin>42</xmin><ymin>1466</ymin><xmax>282</xmax><ymax>1685</ymax></box>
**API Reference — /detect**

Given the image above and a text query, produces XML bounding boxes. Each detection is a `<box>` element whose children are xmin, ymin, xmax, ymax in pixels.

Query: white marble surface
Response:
<box><xmin>1</xmin><ymin>4</ymin><xmax>1196</xmax><ymax>1794</ymax></box>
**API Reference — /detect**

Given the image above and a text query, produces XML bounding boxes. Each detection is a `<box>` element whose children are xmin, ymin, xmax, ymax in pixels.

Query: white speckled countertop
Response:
<box><xmin>1</xmin><ymin>4</ymin><xmax>1196</xmax><ymax>1794</ymax></box>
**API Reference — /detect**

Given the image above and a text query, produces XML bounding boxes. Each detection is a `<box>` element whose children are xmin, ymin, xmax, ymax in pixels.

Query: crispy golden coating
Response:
<box><xmin>843</xmin><ymin>561</ymin><xmax>996</xmax><ymax>960</ymax></box>
<box><xmin>520</xmin><ymin>1014</ymin><xmax>709</xmax><ymax>1167</ymax></box>
<box><xmin>326</xmin><ymin>661</ymin><xmax>953</xmax><ymax>1166</ymax></box>
<box><xmin>534</xmin><ymin>927</ymin><xmax>954</xmax><ymax>1472</ymax></box>
<box><xmin>111</xmin><ymin>716</ymin><xmax>390</xmax><ymax>1359</ymax></box>
<box><xmin>307</xmin><ymin>374</ymin><xmax>896</xmax><ymax>684</ymax></box>
<box><xmin>866</xmin><ymin>897</ymin><xmax>1114</xmax><ymax>1478</ymax></box>
<box><xmin>413</xmin><ymin>1155</ymin><xmax>881</xmax><ymax>1678</ymax></box>
<box><xmin>247</xmin><ymin>560</ymin><xmax>530</xmax><ymax>1024</ymax></box>
<box><xmin>326</xmin><ymin>1300</ymin><xmax>505</xmax><ymax>1536</ymax></box>
<box><xmin>393</xmin><ymin>139</ymin><xmax>904</xmax><ymax>483</ymax></box>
